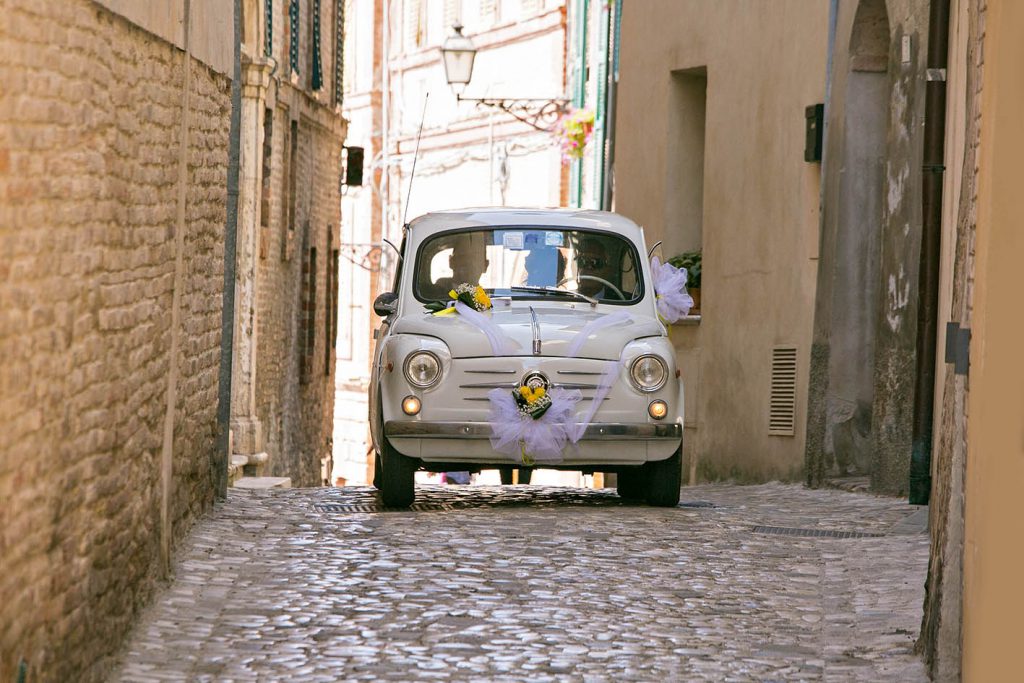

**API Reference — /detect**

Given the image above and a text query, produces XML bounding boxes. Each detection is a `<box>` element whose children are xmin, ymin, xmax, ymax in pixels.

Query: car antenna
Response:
<box><xmin>401</xmin><ymin>92</ymin><xmax>429</xmax><ymax>230</ymax></box>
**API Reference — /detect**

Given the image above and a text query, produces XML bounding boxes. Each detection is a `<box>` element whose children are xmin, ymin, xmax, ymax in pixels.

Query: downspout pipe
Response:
<box><xmin>601</xmin><ymin>0</ymin><xmax>621</xmax><ymax>211</ymax></box>
<box><xmin>215</xmin><ymin>0</ymin><xmax>243</xmax><ymax>499</ymax></box>
<box><xmin>909</xmin><ymin>0</ymin><xmax>951</xmax><ymax>505</ymax></box>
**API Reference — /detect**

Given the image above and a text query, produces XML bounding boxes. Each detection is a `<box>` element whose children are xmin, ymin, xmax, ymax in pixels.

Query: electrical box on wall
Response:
<box><xmin>804</xmin><ymin>104</ymin><xmax>824</xmax><ymax>162</ymax></box>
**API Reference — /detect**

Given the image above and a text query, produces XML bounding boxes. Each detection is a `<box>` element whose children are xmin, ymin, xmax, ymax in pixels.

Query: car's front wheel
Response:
<box><xmin>380</xmin><ymin>439</ymin><xmax>417</xmax><ymax>507</ymax></box>
<box><xmin>643</xmin><ymin>445</ymin><xmax>682</xmax><ymax>507</ymax></box>
<box><xmin>372</xmin><ymin>452</ymin><xmax>382</xmax><ymax>489</ymax></box>
<box><xmin>616</xmin><ymin>468</ymin><xmax>646</xmax><ymax>499</ymax></box>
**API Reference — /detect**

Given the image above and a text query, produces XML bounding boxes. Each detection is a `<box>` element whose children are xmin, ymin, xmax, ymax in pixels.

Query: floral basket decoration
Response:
<box><xmin>557</xmin><ymin>108</ymin><xmax>595</xmax><ymax>162</ymax></box>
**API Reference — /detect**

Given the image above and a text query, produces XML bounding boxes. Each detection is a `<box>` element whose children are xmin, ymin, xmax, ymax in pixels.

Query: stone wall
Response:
<box><xmin>0</xmin><ymin>1</ymin><xmax>230</xmax><ymax>680</ymax></box>
<box><xmin>248</xmin><ymin>0</ymin><xmax>345</xmax><ymax>488</ymax></box>
<box><xmin>254</xmin><ymin>94</ymin><xmax>342</xmax><ymax>488</ymax></box>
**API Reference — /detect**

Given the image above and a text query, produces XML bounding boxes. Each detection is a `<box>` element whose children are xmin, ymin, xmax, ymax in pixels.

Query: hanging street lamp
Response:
<box><xmin>440</xmin><ymin>23</ymin><xmax>568</xmax><ymax>132</ymax></box>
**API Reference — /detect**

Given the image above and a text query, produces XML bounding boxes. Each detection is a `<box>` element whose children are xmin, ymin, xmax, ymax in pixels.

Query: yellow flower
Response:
<box><xmin>473</xmin><ymin>286</ymin><xmax>491</xmax><ymax>310</ymax></box>
<box><xmin>518</xmin><ymin>385</ymin><xmax>546</xmax><ymax>404</ymax></box>
<box><xmin>449</xmin><ymin>289</ymin><xmax>458</xmax><ymax>299</ymax></box>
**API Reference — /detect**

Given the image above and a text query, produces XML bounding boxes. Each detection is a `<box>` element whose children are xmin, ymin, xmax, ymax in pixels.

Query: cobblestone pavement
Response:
<box><xmin>113</xmin><ymin>484</ymin><xmax>929</xmax><ymax>682</ymax></box>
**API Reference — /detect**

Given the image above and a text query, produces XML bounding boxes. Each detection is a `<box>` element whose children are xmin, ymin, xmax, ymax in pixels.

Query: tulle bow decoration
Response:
<box><xmin>488</xmin><ymin>387</ymin><xmax>582</xmax><ymax>465</ymax></box>
<box><xmin>650</xmin><ymin>256</ymin><xmax>694</xmax><ymax>323</ymax></box>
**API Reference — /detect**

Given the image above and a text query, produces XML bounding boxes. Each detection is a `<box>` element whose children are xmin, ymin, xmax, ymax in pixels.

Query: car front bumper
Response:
<box><xmin>383</xmin><ymin>421</ymin><xmax>682</xmax><ymax>465</ymax></box>
<box><xmin>384</xmin><ymin>421</ymin><xmax>681</xmax><ymax>440</ymax></box>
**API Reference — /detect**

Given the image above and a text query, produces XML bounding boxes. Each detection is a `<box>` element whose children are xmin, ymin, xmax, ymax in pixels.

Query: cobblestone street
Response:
<box><xmin>114</xmin><ymin>484</ymin><xmax>928</xmax><ymax>681</ymax></box>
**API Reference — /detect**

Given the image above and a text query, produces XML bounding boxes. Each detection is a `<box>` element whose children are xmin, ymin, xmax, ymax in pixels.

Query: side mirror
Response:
<box><xmin>373</xmin><ymin>292</ymin><xmax>398</xmax><ymax>316</ymax></box>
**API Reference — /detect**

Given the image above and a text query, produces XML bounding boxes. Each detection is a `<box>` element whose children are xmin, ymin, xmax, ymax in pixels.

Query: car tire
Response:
<box><xmin>372</xmin><ymin>452</ymin><xmax>382</xmax><ymax>490</ymax></box>
<box><xmin>616</xmin><ymin>468</ymin><xmax>646</xmax><ymax>499</ymax></box>
<box><xmin>643</xmin><ymin>446</ymin><xmax>682</xmax><ymax>507</ymax></box>
<box><xmin>380</xmin><ymin>439</ymin><xmax>417</xmax><ymax>507</ymax></box>
<box><xmin>499</xmin><ymin>467</ymin><xmax>533</xmax><ymax>485</ymax></box>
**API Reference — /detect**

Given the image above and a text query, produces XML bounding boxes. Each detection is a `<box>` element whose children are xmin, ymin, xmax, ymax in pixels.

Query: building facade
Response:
<box><xmin>0</xmin><ymin>1</ymin><xmax>232</xmax><ymax>679</ymax></box>
<box><xmin>805</xmin><ymin>0</ymin><xmax>933</xmax><ymax>496</ymax></box>
<box><xmin>230</xmin><ymin>0</ymin><xmax>347</xmax><ymax>488</ymax></box>
<box><xmin>613</xmin><ymin>1</ymin><xmax>828</xmax><ymax>483</ymax></box>
<box><xmin>920</xmin><ymin>0</ymin><xmax>1024</xmax><ymax>679</ymax></box>
<box><xmin>335</xmin><ymin>0</ymin><xmax>570</xmax><ymax>485</ymax></box>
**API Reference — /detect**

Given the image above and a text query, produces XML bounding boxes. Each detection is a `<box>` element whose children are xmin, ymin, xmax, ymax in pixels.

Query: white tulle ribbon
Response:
<box><xmin>651</xmin><ymin>256</ymin><xmax>693</xmax><ymax>323</ymax></box>
<box><xmin>564</xmin><ymin>311</ymin><xmax>632</xmax><ymax>358</ymax></box>
<box><xmin>565</xmin><ymin>312</ymin><xmax>629</xmax><ymax>442</ymax></box>
<box><xmin>453</xmin><ymin>301</ymin><xmax>518</xmax><ymax>355</ymax></box>
<box><xmin>488</xmin><ymin>387</ymin><xmax>582</xmax><ymax>464</ymax></box>
<box><xmin>569</xmin><ymin>357</ymin><xmax>622</xmax><ymax>443</ymax></box>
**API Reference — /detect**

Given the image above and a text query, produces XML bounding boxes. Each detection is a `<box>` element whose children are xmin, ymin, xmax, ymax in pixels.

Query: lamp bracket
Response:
<box><xmin>456</xmin><ymin>95</ymin><xmax>570</xmax><ymax>132</ymax></box>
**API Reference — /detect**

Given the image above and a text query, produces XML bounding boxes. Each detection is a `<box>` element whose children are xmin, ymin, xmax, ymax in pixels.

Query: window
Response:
<box><xmin>282</xmin><ymin>118</ymin><xmax>298</xmax><ymax>260</ymax></box>
<box><xmin>311</xmin><ymin>0</ymin><xmax>324</xmax><ymax>90</ymax></box>
<box><xmin>259</xmin><ymin>108</ymin><xmax>273</xmax><ymax>258</ymax></box>
<box><xmin>480</xmin><ymin>0</ymin><xmax>499</xmax><ymax>25</ymax></box>
<box><xmin>301</xmin><ymin>246</ymin><xmax>318</xmax><ymax>383</ymax></box>
<box><xmin>413</xmin><ymin>228</ymin><xmax>643</xmax><ymax>305</ymax></box>
<box><xmin>334</xmin><ymin>0</ymin><xmax>345</xmax><ymax>105</ymax></box>
<box><xmin>664</xmin><ymin>67</ymin><xmax>707</xmax><ymax>258</ymax></box>
<box><xmin>289</xmin><ymin>0</ymin><xmax>300</xmax><ymax>76</ymax></box>
<box><xmin>265</xmin><ymin>0</ymin><xmax>273</xmax><ymax>57</ymax></box>
<box><xmin>405</xmin><ymin>0</ymin><xmax>427</xmax><ymax>51</ymax></box>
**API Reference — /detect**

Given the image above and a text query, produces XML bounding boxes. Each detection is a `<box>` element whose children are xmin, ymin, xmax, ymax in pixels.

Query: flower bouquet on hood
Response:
<box><xmin>425</xmin><ymin>283</ymin><xmax>492</xmax><ymax>315</ymax></box>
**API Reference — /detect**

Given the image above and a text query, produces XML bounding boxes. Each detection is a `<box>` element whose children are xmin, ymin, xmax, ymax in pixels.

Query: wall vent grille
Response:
<box><xmin>769</xmin><ymin>346</ymin><xmax>798</xmax><ymax>436</ymax></box>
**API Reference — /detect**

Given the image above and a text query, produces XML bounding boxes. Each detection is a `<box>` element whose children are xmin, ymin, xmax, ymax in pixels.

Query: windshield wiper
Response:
<box><xmin>508</xmin><ymin>286</ymin><xmax>598</xmax><ymax>306</ymax></box>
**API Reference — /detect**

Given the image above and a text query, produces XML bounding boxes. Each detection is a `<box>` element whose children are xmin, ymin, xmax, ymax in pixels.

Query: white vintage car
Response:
<box><xmin>369</xmin><ymin>208</ymin><xmax>685</xmax><ymax>507</ymax></box>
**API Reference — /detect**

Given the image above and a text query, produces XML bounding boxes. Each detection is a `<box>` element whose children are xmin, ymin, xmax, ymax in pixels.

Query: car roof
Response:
<box><xmin>406</xmin><ymin>208</ymin><xmax>644</xmax><ymax>242</ymax></box>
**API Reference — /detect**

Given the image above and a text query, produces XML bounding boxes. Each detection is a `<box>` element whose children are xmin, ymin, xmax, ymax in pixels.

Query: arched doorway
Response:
<box><xmin>824</xmin><ymin>0</ymin><xmax>890</xmax><ymax>476</ymax></box>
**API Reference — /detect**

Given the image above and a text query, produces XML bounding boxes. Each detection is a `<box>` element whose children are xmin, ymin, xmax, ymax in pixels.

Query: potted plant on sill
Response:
<box><xmin>668</xmin><ymin>250</ymin><xmax>701</xmax><ymax>314</ymax></box>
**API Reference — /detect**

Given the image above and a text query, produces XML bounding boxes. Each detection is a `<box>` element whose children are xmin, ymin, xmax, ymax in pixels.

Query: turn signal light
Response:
<box><xmin>648</xmin><ymin>400</ymin><xmax>668</xmax><ymax>420</ymax></box>
<box><xmin>402</xmin><ymin>395</ymin><xmax>422</xmax><ymax>416</ymax></box>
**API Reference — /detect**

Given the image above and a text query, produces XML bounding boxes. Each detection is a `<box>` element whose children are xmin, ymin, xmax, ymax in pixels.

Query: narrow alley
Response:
<box><xmin>113</xmin><ymin>484</ymin><xmax>928</xmax><ymax>681</ymax></box>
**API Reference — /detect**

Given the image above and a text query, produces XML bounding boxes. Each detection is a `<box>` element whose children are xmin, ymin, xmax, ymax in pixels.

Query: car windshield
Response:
<box><xmin>414</xmin><ymin>228</ymin><xmax>643</xmax><ymax>305</ymax></box>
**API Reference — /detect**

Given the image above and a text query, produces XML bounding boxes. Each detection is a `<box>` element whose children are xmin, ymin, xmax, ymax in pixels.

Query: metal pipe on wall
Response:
<box><xmin>910</xmin><ymin>0</ymin><xmax>951</xmax><ymax>505</ymax></box>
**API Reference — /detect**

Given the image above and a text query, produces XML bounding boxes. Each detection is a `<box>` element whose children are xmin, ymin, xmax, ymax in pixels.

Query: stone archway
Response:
<box><xmin>822</xmin><ymin>0</ymin><xmax>890</xmax><ymax>476</ymax></box>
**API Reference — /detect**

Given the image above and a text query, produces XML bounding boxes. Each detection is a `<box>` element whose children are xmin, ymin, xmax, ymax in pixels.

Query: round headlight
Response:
<box><xmin>404</xmin><ymin>351</ymin><xmax>441</xmax><ymax>388</ymax></box>
<box><xmin>629</xmin><ymin>355</ymin><xmax>668</xmax><ymax>392</ymax></box>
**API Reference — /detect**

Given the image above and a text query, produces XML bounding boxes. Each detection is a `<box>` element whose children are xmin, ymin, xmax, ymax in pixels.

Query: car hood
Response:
<box><xmin>391</xmin><ymin>304</ymin><xmax>664</xmax><ymax>359</ymax></box>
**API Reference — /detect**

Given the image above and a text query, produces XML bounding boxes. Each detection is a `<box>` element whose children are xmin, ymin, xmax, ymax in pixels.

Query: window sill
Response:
<box><xmin>671</xmin><ymin>314</ymin><xmax>702</xmax><ymax>326</ymax></box>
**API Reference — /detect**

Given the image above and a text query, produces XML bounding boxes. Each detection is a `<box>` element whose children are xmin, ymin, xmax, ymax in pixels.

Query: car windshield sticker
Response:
<box><xmin>502</xmin><ymin>232</ymin><xmax>524</xmax><ymax>250</ymax></box>
<box><xmin>545</xmin><ymin>231</ymin><xmax>564</xmax><ymax>247</ymax></box>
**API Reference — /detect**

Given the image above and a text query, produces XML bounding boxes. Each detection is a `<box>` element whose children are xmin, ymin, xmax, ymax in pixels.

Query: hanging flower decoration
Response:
<box><xmin>425</xmin><ymin>283</ymin><xmax>492</xmax><ymax>315</ymax></box>
<box><xmin>650</xmin><ymin>256</ymin><xmax>694</xmax><ymax>323</ymax></box>
<box><xmin>557</xmin><ymin>108</ymin><xmax>595</xmax><ymax>162</ymax></box>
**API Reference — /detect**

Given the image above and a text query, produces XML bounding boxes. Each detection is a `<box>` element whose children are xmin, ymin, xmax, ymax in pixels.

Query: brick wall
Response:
<box><xmin>0</xmin><ymin>2</ymin><xmax>230</xmax><ymax>680</ymax></box>
<box><xmin>256</xmin><ymin>93</ymin><xmax>342</xmax><ymax>488</ymax></box>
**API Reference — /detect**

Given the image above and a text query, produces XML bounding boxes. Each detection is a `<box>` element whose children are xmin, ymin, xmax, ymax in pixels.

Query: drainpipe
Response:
<box><xmin>215</xmin><ymin>0</ymin><xmax>243</xmax><ymax>499</ymax></box>
<box><xmin>909</xmin><ymin>0</ymin><xmax>950</xmax><ymax>505</ymax></box>
<box><xmin>601</xmin><ymin>0</ymin><xmax>622</xmax><ymax>210</ymax></box>
<box><xmin>569</xmin><ymin>0</ymin><xmax>588</xmax><ymax>208</ymax></box>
